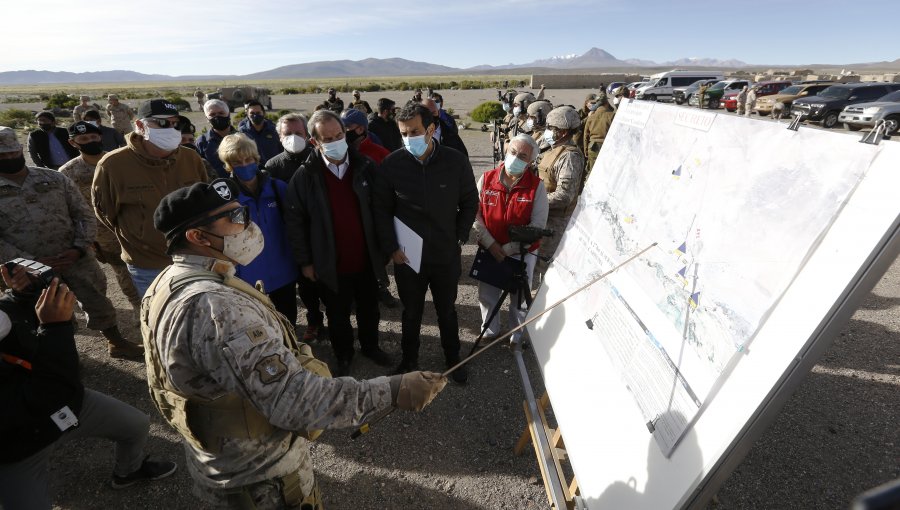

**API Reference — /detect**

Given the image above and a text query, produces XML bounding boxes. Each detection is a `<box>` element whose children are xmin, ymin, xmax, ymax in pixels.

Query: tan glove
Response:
<box><xmin>395</xmin><ymin>371</ymin><xmax>448</xmax><ymax>412</ymax></box>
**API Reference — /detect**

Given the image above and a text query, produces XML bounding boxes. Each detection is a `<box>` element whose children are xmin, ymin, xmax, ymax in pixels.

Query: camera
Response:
<box><xmin>4</xmin><ymin>258</ymin><xmax>56</xmax><ymax>291</ymax></box>
<box><xmin>508</xmin><ymin>226</ymin><xmax>554</xmax><ymax>244</ymax></box>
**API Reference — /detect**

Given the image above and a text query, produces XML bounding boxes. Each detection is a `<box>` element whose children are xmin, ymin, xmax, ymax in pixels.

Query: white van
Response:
<box><xmin>635</xmin><ymin>70</ymin><xmax>725</xmax><ymax>102</ymax></box>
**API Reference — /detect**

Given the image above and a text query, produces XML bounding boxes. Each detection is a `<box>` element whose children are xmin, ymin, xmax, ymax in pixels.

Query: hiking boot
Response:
<box><xmin>377</xmin><ymin>287</ymin><xmax>399</xmax><ymax>308</ymax></box>
<box><xmin>102</xmin><ymin>327</ymin><xmax>144</xmax><ymax>360</ymax></box>
<box><xmin>110</xmin><ymin>456</ymin><xmax>177</xmax><ymax>489</ymax></box>
<box><xmin>446</xmin><ymin>357</ymin><xmax>468</xmax><ymax>385</ymax></box>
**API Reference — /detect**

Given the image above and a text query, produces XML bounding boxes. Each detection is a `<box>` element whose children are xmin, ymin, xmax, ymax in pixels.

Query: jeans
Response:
<box><xmin>0</xmin><ymin>389</ymin><xmax>151</xmax><ymax>510</ymax></box>
<box><xmin>126</xmin><ymin>265</ymin><xmax>163</xmax><ymax>299</ymax></box>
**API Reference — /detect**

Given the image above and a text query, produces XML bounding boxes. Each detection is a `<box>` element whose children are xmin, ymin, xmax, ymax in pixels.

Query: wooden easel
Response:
<box><xmin>515</xmin><ymin>392</ymin><xmax>580</xmax><ymax>509</ymax></box>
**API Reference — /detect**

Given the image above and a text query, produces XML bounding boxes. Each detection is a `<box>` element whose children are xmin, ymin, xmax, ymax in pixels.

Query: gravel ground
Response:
<box><xmin>16</xmin><ymin>89</ymin><xmax>898</xmax><ymax>509</ymax></box>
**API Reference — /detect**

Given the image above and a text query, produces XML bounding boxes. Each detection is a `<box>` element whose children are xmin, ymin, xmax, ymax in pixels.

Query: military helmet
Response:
<box><xmin>546</xmin><ymin>105</ymin><xmax>581</xmax><ymax>130</ymax></box>
<box><xmin>614</xmin><ymin>85</ymin><xmax>629</xmax><ymax>97</ymax></box>
<box><xmin>513</xmin><ymin>92</ymin><xmax>536</xmax><ymax>108</ymax></box>
<box><xmin>526</xmin><ymin>100</ymin><xmax>553</xmax><ymax>119</ymax></box>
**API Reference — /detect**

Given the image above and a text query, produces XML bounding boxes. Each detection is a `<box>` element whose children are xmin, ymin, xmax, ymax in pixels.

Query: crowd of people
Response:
<box><xmin>0</xmin><ymin>84</ymin><xmax>622</xmax><ymax>508</ymax></box>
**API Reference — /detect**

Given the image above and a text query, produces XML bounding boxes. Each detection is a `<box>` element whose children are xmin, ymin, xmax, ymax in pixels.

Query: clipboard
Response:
<box><xmin>469</xmin><ymin>246</ymin><xmax>524</xmax><ymax>292</ymax></box>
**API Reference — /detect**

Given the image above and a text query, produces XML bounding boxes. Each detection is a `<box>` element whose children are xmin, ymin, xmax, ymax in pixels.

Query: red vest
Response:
<box><xmin>479</xmin><ymin>165</ymin><xmax>541</xmax><ymax>251</ymax></box>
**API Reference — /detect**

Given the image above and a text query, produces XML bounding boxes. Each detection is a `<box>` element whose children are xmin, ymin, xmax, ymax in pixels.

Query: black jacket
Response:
<box><xmin>283</xmin><ymin>148</ymin><xmax>387</xmax><ymax>294</ymax></box>
<box><xmin>27</xmin><ymin>127</ymin><xmax>79</xmax><ymax>169</ymax></box>
<box><xmin>264</xmin><ymin>146</ymin><xmax>314</xmax><ymax>183</ymax></box>
<box><xmin>437</xmin><ymin>117</ymin><xmax>468</xmax><ymax>156</ymax></box>
<box><xmin>99</xmin><ymin>125</ymin><xmax>126</xmax><ymax>152</ymax></box>
<box><xmin>373</xmin><ymin>144</ymin><xmax>478</xmax><ymax>266</ymax></box>
<box><xmin>0</xmin><ymin>292</ymin><xmax>83</xmax><ymax>463</ymax></box>
<box><xmin>367</xmin><ymin>115</ymin><xmax>402</xmax><ymax>152</ymax></box>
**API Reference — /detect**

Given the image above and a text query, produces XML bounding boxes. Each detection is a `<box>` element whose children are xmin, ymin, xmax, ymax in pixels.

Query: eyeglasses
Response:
<box><xmin>186</xmin><ymin>205</ymin><xmax>250</xmax><ymax>230</ymax></box>
<box><xmin>143</xmin><ymin>117</ymin><xmax>182</xmax><ymax>129</ymax></box>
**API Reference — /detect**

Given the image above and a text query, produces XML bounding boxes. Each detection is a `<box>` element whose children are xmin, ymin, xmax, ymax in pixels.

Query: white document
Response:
<box><xmin>393</xmin><ymin>217</ymin><xmax>422</xmax><ymax>273</ymax></box>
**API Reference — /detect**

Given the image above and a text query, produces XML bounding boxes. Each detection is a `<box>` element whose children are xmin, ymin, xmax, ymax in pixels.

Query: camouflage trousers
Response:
<box><xmin>60</xmin><ymin>254</ymin><xmax>118</xmax><ymax>331</ymax></box>
<box><xmin>94</xmin><ymin>233</ymin><xmax>141</xmax><ymax>309</ymax></box>
<box><xmin>193</xmin><ymin>476</ymin><xmax>323</xmax><ymax>510</ymax></box>
<box><xmin>534</xmin><ymin>213</ymin><xmax>573</xmax><ymax>285</ymax></box>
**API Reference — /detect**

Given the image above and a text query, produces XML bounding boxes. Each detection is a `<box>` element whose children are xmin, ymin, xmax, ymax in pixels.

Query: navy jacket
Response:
<box><xmin>197</xmin><ymin>126</ymin><xmax>237</xmax><ymax>178</ymax></box>
<box><xmin>26</xmin><ymin>127</ymin><xmax>78</xmax><ymax>169</ymax></box>
<box><xmin>238</xmin><ymin>118</ymin><xmax>283</xmax><ymax>167</ymax></box>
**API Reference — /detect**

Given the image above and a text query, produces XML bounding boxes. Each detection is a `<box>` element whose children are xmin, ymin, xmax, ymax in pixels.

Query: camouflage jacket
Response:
<box><xmin>73</xmin><ymin>104</ymin><xmax>100</xmax><ymax>122</ymax></box>
<box><xmin>0</xmin><ymin>166</ymin><xmax>96</xmax><ymax>262</ymax></box>
<box><xmin>105</xmin><ymin>102</ymin><xmax>134</xmax><ymax>128</ymax></box>
<box><xmin>145</xmin><ymin>254</ymin><xmax>394</xmax><ymax>492</ymax></box>
<box><xmin>58</xmin><ymin>156</ymin><xmax>118</xmax><ymax>248</ymax></box>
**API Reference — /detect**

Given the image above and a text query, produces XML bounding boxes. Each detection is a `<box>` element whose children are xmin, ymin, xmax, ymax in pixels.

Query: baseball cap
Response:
<box><xmin>68</xmin><ymin>121</ymin><xmax>102</xmax><ymax>138</ymax></box>
<box><xmin>340</xmin><ymin>108</ymin><xmax>368</xmax><ymax>129</ymax></box>
<box><xmin>0</xmin><ymin>126</ymin><xmax>22</xmax><ymax>153</ymax></box>
<box><xmin>137</xmin><ymin>99</ymin><xmax>179</xmax><ymax>119</ymax></box>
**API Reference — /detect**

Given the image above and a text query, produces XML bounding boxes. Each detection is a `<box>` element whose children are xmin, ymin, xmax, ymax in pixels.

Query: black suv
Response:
<box><xmin>791</xmin><ymin>82</ymin><xmax>900</xmax><ymax>128</ymax></box>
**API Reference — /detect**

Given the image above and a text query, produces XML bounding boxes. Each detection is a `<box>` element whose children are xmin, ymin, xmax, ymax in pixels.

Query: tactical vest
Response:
<box><xmin>479</xmin><ymin>166</ymin><xmax>541</xmax><ymax>251</ymax></box>
<box><xmin>538</xmin><ymin>144</ymin><xmax>581</xmax><ymax>215</ymax></box>
<box><xmin>141</xmin><ymin>268</ymin><xmax>331</xmax><ymax>454</ymax></box>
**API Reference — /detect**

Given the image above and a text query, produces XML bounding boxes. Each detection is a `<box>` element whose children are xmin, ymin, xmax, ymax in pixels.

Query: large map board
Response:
<box><xmin>526</xmin><ymin>100</ymin><xmax>900</xmax><ymax>509</ymax></box>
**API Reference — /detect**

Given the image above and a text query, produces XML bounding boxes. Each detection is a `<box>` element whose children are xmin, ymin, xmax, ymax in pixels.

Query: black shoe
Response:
<box><xmin>391</xmin><ymin>360</ymin><xmax>418</xmax><ymax>375</ymax></box>
<box><xmin>449</xmin><ymin>365</ymin><xmax>468</xmax><ymax>385</ymax></box>
<box><xmin>334</xmin><ymin>358</ymin><xmax>352</xmax><ymax>377</ymax></box>
<box><xmin>378</xmin><ymin>287</ymin><xmax>399</xmax><ymax>308</ymax></box>
<box><xmin>361</xmin><ymin>347</ymin><xmax>393</xmax><ymax>367</ymax></box>
<box><xmin>110</xmin><ymin>456</ymin><xmax>177</xmax><ymax>489</ymax></box>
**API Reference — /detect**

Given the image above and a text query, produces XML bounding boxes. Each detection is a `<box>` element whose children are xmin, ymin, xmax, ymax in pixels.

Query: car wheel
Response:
<box><xmin>772</xmin><ymin>106</ymin><xmax>785</xmax><ymax>119</ymax></box>
<box><xmin>844</xmin><ymin>123</ymin><xmax>861</xmax><ymax>132</ymax></box>
<box><xmin>726</xmin><ymin>107</ymin><xmax>735</xmax><ymax>113</ymax></box>
<box><xmin>647</xmin><ymin>94</ymin><xmax>657</xmax><ymax>102</ymax></box>
<box><xmin>709</xmin><ymin>98</ymin><xmax>720</xmax><ymax>109</ymax></box>
<box><xmin>675</xmin><ymin>98</ymin><xmax>683</xmax><ymax>105</ymax></box>
<box><xmin>822</xmin><ymin>111</ymin><xmax>839</xmax><ymax>129</ymax></box>
<box><xmin>884</xmin><ymin>115</ymin><xmax>900</xmax><ymax>135</ymax></box>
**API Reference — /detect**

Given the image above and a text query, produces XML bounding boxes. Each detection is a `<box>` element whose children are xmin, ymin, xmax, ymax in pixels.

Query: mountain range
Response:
<box><xmin>1</xmin><ymin>48</ymin><xmax>898</xmax><ymax>85</ymax></box>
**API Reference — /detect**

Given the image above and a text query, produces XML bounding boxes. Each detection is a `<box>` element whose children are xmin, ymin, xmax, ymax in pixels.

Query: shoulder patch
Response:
<box><xmin>246</xmin><ymin>326</ymin><xmax>267</xmax><ymax>343</ymax></box>
<box><xmin>254</xmin><ymin>354</ymin><xmax>288</xmax><ymax>384</ymax></box>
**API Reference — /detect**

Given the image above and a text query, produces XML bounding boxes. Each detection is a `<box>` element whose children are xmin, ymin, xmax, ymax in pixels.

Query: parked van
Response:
<box><xmin>635</xmin><ymin>70</ymin><xmax>725</xmax><ymax>102</ymax></box>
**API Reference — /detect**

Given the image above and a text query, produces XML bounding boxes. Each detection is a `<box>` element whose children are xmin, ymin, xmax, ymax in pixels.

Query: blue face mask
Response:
<box><xmin>320</xmin><ymin>138</ymin><xmax>348</xmax><ymax>161</ymax></box>
<box><xmin>403</xmin><ymin>133</ymin><xmax>430</xmax><ymax>158</ymax></box>
<box><xmin>502</xmin><ymin>103</ymin><xmax>511</xmax><ymax>113</ymax></box>
<box><xmin>504</xmin><ymin>154</ymin><xmax>528</xmax><ymax>176</ymax></box>
<box><xmin>232</xmin><ymin>162</ymin><xmax>258</xmax><ymax>181</ymax></box>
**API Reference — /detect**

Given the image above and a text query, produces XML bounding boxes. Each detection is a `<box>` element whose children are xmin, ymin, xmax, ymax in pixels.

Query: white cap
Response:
<box><xmin>0</xmin><ymin>310</ymin><xmax>10</xmax><ymax>341</ymax></box>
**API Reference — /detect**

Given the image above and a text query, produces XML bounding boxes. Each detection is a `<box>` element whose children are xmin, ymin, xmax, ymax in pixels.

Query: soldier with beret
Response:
<box><xmin>142</xmin><ymin>178</ymin><xmax>448</xmax><ymax>508</ymax></box>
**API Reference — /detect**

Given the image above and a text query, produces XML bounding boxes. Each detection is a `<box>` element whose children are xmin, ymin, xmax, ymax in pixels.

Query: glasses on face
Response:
<box><xmin>143</xmin><ymin>117</ymin><xmax>181</xmax><ymax>129</ymax></box>
<box><xmin>187</xmin><ymin>205</ymin><xmax>250</xmax><ymax>230</ymax></box>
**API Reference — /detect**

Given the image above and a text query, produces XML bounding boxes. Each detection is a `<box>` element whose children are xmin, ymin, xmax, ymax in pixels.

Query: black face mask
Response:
<box><xmin>77</xmin><ymin>141</ymin><xmax>104</xmax><ymax>156</ymax></box>
<box><xmin>249</xmin><ymin>113</ymin><xmax>265</xmax><ymax>125</ymax></box>
<box><xmin>38</xmin><ymin>123</ymin><xmax>53</xmax><ymax>132</ymax></box>
<box><xmin>345</xmin><ymin>129</ymin><xmax>364</xmax><ymax>146</ymax></box>
<box><xmin>432</xmin><ymin>116</ymin><xmax>440</xmax><ymax>126</ymax></box>
<box><xmin>0</xmin><ymin>155</ymin><xmax>26</xmax><ymax>174</ymax></box>
<box><xmin>181</xmin><ymin>143</ymin><xmax>201</xmax><ymax>155</ymax></box>
<box><xmin>209</xmin><ymin>116</ymin><xmax>231</xmax><ymax>131</ymax></box>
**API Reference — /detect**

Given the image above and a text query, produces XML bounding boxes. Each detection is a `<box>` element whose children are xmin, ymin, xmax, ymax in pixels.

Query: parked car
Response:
<box><xmin>688</xmin><ymin>80</ymin><xmax>752</xmax><ymax>109</ymax></box>
<box><xmin>606</xmin><ymin>82</ymin><xmax>626</xmax><ymax>95</ymax></box>
<box><xmin>674</xmin><ymin>79</ymin><xmax>718</xmax><ymax>105</ymax></box>
<box><xmin>626</xmin><ymin>81</ymin><xmax>648</xmax><ymax>98</ymax></box>
<box><xmin>722</xmin><ymin>81</ymin><xmax>794</xmax><ymax>112</ymax></box>
<box><xmin>754</xmin><ymin>82</ymin><xmax>834</xmax><ymax>118</ymax></box>
<box><xmin>791</xmin><ymin>82</ymin><xmax>900</xmax><ymax>128</ymax></box>
<box><xmin>838</xmin><ymin>89</ymin><xmax>900</xmax><ymax>133</ymax></box>
<box><xmin>636</xmin><ymin>70</ymin><xmax>724</xmax><ymax>102</ymax></box>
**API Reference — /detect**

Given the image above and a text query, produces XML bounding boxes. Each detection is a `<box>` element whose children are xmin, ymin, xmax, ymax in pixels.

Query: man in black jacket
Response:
<box><xmin>367</xmin><ymin>98</ymin><xmax>402</xmax><ymax>152</ymax></box>
<box><xmin>283</xmin><ymin>110</ymin><xmax>392</xmax><ymax>376</ymax></box>
<box><xmin>422</xmin><ymin>97</ymin><xmax>468</xmax><ymax>156</ymax></box>
<box><xmin>0</xmin><ymin>263</ymin><xmax>176</xmax><ymax>509</ymax></box>
<box><xmin>373</xmin><ymin>103</ymin><xmax>478</xmax><ymax>383</ymax></box>
<box><xmin>26</xmin><ymin>111</ymin><xmax>78</xmax><ymax>169</ymax></box>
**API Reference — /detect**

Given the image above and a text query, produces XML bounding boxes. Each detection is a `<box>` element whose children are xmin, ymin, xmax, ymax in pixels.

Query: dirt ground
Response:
<box><xmin>9</xmin><ymin>88</ymin><xmax>898</xmax><ymax>509</ymax></box>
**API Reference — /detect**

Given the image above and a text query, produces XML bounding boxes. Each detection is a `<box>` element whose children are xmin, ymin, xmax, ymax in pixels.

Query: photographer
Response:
<box><xmin>0</xmin><ymin>263</ymin><xmax>176</xmax><ymax>510</ymax></box>
<box><xmin>474</xmin><ymin>135</ymin><xmax>548</xmax><ymax>343</ymax></box>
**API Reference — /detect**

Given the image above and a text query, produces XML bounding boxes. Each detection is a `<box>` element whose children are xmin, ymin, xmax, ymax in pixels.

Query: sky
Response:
<box><xmin>4</xmin><ymin>0</ymin><xmax>898</xmax><ymax>76</ymax></box>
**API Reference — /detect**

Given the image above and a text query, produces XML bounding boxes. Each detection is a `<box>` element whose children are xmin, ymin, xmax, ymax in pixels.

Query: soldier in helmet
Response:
<box><xmin>319</xmin><ymin>88</ymin><xmax>344</xmax><ymax>114</ymax></box>
<box><xmin>582</xmin><ymin>91</ymin><xmax>616</xmax><ymax>184</ymax></box>
<box><xmin>535</xmin><ymin>106</ymin><xmax>585</xmax><ymax>283</ymax></box>
<box><xmin>574</xmin><ymin>93</ymin><xmax>597</xmax><ymax>156</ymax></box>
<box><xmin>507</xmin><ymin>92</ymin><xmax>536</xmax><ymax>137</ymax></box>
<box><xmin>526</xmin><ymin>100</ymin><xmax>553</xmax><ymax>154</ymax></box>
<box><xmin>350</xmin><ymin>90</ymin><xmax>372</xmax><ymax>114</ymax></box>
<box><xmin>143</xmin><ymin>178</ymin><xmax>448</xmax><ymax>508</ymax></box>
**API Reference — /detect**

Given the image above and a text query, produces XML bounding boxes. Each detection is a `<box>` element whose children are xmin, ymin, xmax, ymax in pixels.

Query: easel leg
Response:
<box><xmin>515</xmin><ymin>392</ymin><xmax>550</xmax><ymax>455</ymax></box>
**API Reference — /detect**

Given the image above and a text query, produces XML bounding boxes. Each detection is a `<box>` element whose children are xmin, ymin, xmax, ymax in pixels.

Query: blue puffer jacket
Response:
<box><xmin>196</xmin><ymin>127</ymin><xmax>236</xmax><ymax>178</ymax></box>
<box><xmin>238</xmin><ymin>118</ymin><xmax>283</xmax><ymax>167</ymax></box>
<box><xmin>234</xmin><ymin>173</ymin><xmax>298</xmax><ymax>292</ymax></box>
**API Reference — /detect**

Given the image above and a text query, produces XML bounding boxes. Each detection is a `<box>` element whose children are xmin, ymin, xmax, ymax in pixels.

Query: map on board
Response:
<box><xmin>547</xmin><ymin>100</ymin><xmax>878</xmax><ymax>455</ymax></box>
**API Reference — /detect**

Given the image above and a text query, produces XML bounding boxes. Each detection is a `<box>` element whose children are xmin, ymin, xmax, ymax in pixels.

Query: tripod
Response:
<box><xmin>468</xmin><ymin>242</ymin><xmax>549</xmax><ymax>357</ymax></box>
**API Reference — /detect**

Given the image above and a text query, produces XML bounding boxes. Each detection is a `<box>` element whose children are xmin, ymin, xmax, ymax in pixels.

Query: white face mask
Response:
<box><xmin>513</xmin><ymin>106</ymin><xmax>522</xmax><ymax>116</ymax></box>
<box><xmin>524</xmin><ymin>119</ymin><xmax>534</xmax><ymax>131</ymax></box>
<box><xmin>613</xmin><ymin>97</ymin><xmax>621</xmax><ymax>106</ymax></box>
<box><xmin>543</xmin><ymin>128</ymin><xmax>556</xmax><ymax>146</ymax></box>
<box><xmin>281</xmin><ymin>134</ymin><xmax>307</xmax><ymax>154</ymax></box>
<box><xmin>143</xmin><ymin>126</ymin><xmax>182</xmax><ymax>152</ymax></box>
<box><xmin>206</xmin><ymin>221</ymin><xmax>265</xmax><ymax>266</ymax></box>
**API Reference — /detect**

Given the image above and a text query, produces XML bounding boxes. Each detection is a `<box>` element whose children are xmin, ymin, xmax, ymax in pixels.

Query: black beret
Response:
<box><xmin>154</xmin><ymin>178</ymin><xmax>239</xmax><ymax>242</ymax></box>
<box><xmin>68</xmin><ymin>121</ymin><xmax>102</xmax><ymax>138</ymax></box>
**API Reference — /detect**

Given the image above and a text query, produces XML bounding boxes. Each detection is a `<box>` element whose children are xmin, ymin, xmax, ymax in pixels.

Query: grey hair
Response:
<box><xmin>308</xmin><ymin>109</ymin><xmax>344</xmax><ymax>140</ymax></box>
<box><xmin>510</xmin><ymin>134</ymin><xmax>540</xmax><ymax>162</ymax></box>
<box><xmin>276</xmin><ymin>113</ymin><xmax>308</xmax><ymax>135</ymax></box>
<box><xmin>203</xmin><ymin>99</ymin><xmax>229</xmax><ymax>116</ymax></box>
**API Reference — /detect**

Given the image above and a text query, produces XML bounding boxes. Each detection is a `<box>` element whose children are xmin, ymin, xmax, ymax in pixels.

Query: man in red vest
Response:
<box><xmin>474</xmin><ymin>134</ymin><xmax>548</xmax><ymax>343</ymax></box>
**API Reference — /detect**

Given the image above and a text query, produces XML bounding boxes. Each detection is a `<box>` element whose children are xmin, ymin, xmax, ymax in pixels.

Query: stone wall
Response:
<box><xmin>530</xmin><ymin>74</ymin><xmax>644</xmax><ymax>89</ymax></box>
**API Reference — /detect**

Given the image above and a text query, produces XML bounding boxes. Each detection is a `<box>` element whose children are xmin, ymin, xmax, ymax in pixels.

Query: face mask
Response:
<box><xmin>543</xmin><ymin>129</ymin><xmax>556</xmax><ymax>146</ymax></box>
<box><xmin>403</xmin><ymin>134</ymin><xmax>429</xmax><ymax>158</ymax></box>
<box><xmin>502</xmin><ymin>103</ymin><xmax>511</xmax><ymax>113</ymax></box>
<box><xmin>209</xmin><ymin>115</ymin><xmax>231</xmax><ymax>131</ymax></box>
<box><xmin>77</xmin><ymin>141</ymin><xmax>104</xmax><ymax>156</ymax></box>
<box><xmin>249</xmin><ymin>113</ymin><xmax>265</xmax><ymax>125</ymax></box>
<box><xmin>143</xmin><ymin>126</ymin><xmax>183</xmax><ymax>152</ymax></box>
<box><xmin>281</xmin><ymin>134</ymin><xmax>306</xmax><ymax>154</ymax></box>
<box><xmin>589</xmin><ymin>101</ymin><xmax>601</xmax><ymax>112</ymax></box>
<box><xmin>0</xmin><ymin>155</ymin><xmax>26</xmax><ymax>174</ymax></box>
<box><xmin>524</xmin><ymin>119</ymin><xmax>534</xmax><ymax>131</ymax></box>
<box><xmin>344</xmin><ymin>129</ymin><xmax>363</xmax><ymax>147</ymax></box>
<box><xmin>504</xmin><ymin>154</ymin><xmax>528</xmax><ymax>176</ymax></box>
<box><xmin>182</xmin><ymin>143</ymin><xmax>201</xmax><ymax>155</ymax></box>
<box><xmin>435</xmin><ymin>102</ymin><xmax>442</xmax><ymax>110</ymax></box>
<box><xmin>39</xmin><ymin>123</ymin><xmax>53</xmax><ymax>132</ymax></box>
<box><xmin>319</xmin><ymin>138</ymin><xmax>348</xmax><ymax>161</ymax></box>
<box><xmin>204</xmin><ymin>221</ymin><xmax>265</xmax><ymax>266</ymax></box>
<box><xmin>613</xmin><ymin>97</ymin><xmax>621</xmax><ymax>106</ymax></box>
<box><xmin>513</xmin><ymin>107</ymin><xmax>522</xmax><ymax>116</ymax></box>
<box><xmin>232</xmin><ymin>162</ymin><xmax>258</xmax><ymax>181</ymax></box>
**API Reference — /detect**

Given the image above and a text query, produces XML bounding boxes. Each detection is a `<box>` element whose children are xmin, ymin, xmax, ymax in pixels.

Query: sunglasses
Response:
<box><xmin>186</xmin><ymin>205</ymin><xmax>250</xmax><ymax>230</ymax></box>
<box><xmin>143</xmin><ymin>117</ymin><xmax>182</xmax><ymax>129</ymax></box>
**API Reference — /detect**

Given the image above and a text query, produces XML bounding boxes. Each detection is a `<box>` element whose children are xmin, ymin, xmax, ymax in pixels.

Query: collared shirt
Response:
<box><xmin>320</xmin><ymin>152</ymin><xmax>349</xmax><ymax>180</ymax></box>
<box><xmin>47</xmin><ymin>134</ymin><xmax>70</xmax><ymax>167</ymax></box>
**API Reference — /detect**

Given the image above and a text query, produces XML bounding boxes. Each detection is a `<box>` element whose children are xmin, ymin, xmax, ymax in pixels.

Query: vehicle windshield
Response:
<box><xmin>876</xmin><ymin>90</ymin><xmax>900</xmax><ymax>102</ymax></box>
<box><xmin>708</xmin><ymin>82</ymin><xmax>727</xmax><ymax>91</ymax></box>
<box><xmin>819</xmin><ymin>87</ymin><xmax>851</xmax><ymax>99</ymax></box>
<box><xmin>779</xmin><ymin>85</ymin><xmax>803</xmax><ymax>95</ymax></box>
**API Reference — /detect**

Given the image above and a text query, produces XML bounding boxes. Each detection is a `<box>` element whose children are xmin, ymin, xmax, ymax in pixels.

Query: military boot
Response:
<box><xmin>102</xmin><ymin>326</ymin><xmax>144</xmax><ymax>360</ymax></box>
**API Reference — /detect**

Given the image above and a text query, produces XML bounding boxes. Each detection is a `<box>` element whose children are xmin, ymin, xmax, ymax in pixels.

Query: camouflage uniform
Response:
<box><xmin>582</xmin><ymin>107</ymin><xmax>616</xmax><ymax>183</ymax></box>
<box><xmin>0</xmin><ymin>166</ymin><xmax>117</xmax><ymax>330</ymax></box>
<box><xmin>351</xmin><ymin>99</ymin><xmax>372</xmax><ymax>114</ymax></box>
<box><xmin>105</xmin><ymin>102</ymin><xmax>135</xmax><ymax>134</ymax></box>
<box><xmin>320</xmin><ymin>98</ymin><xmax>344</xmax><ymax>115</ymax></box>
<box><xmin>535</xmin><ymin>140</ymin><xmax>584</xmax><ymax>281</ymax></box>
<box><xmin>59</xmin><ymin>156</ymin><xmax>141</xmax><ymax>309</ymax></box>
<box><xmin>72</xmin><ymin>103</ymin><xmax>100</xmax><ymax>122</ymax></box>
<box><xmin>145</xmin><ymin>254</ymin><xmax>394</xmax><ymax>507</ymax></box>
<box><xmin>697</xmin><ymin>84</ymin><xmax>708</xmax><ymax>109</ymax></box>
